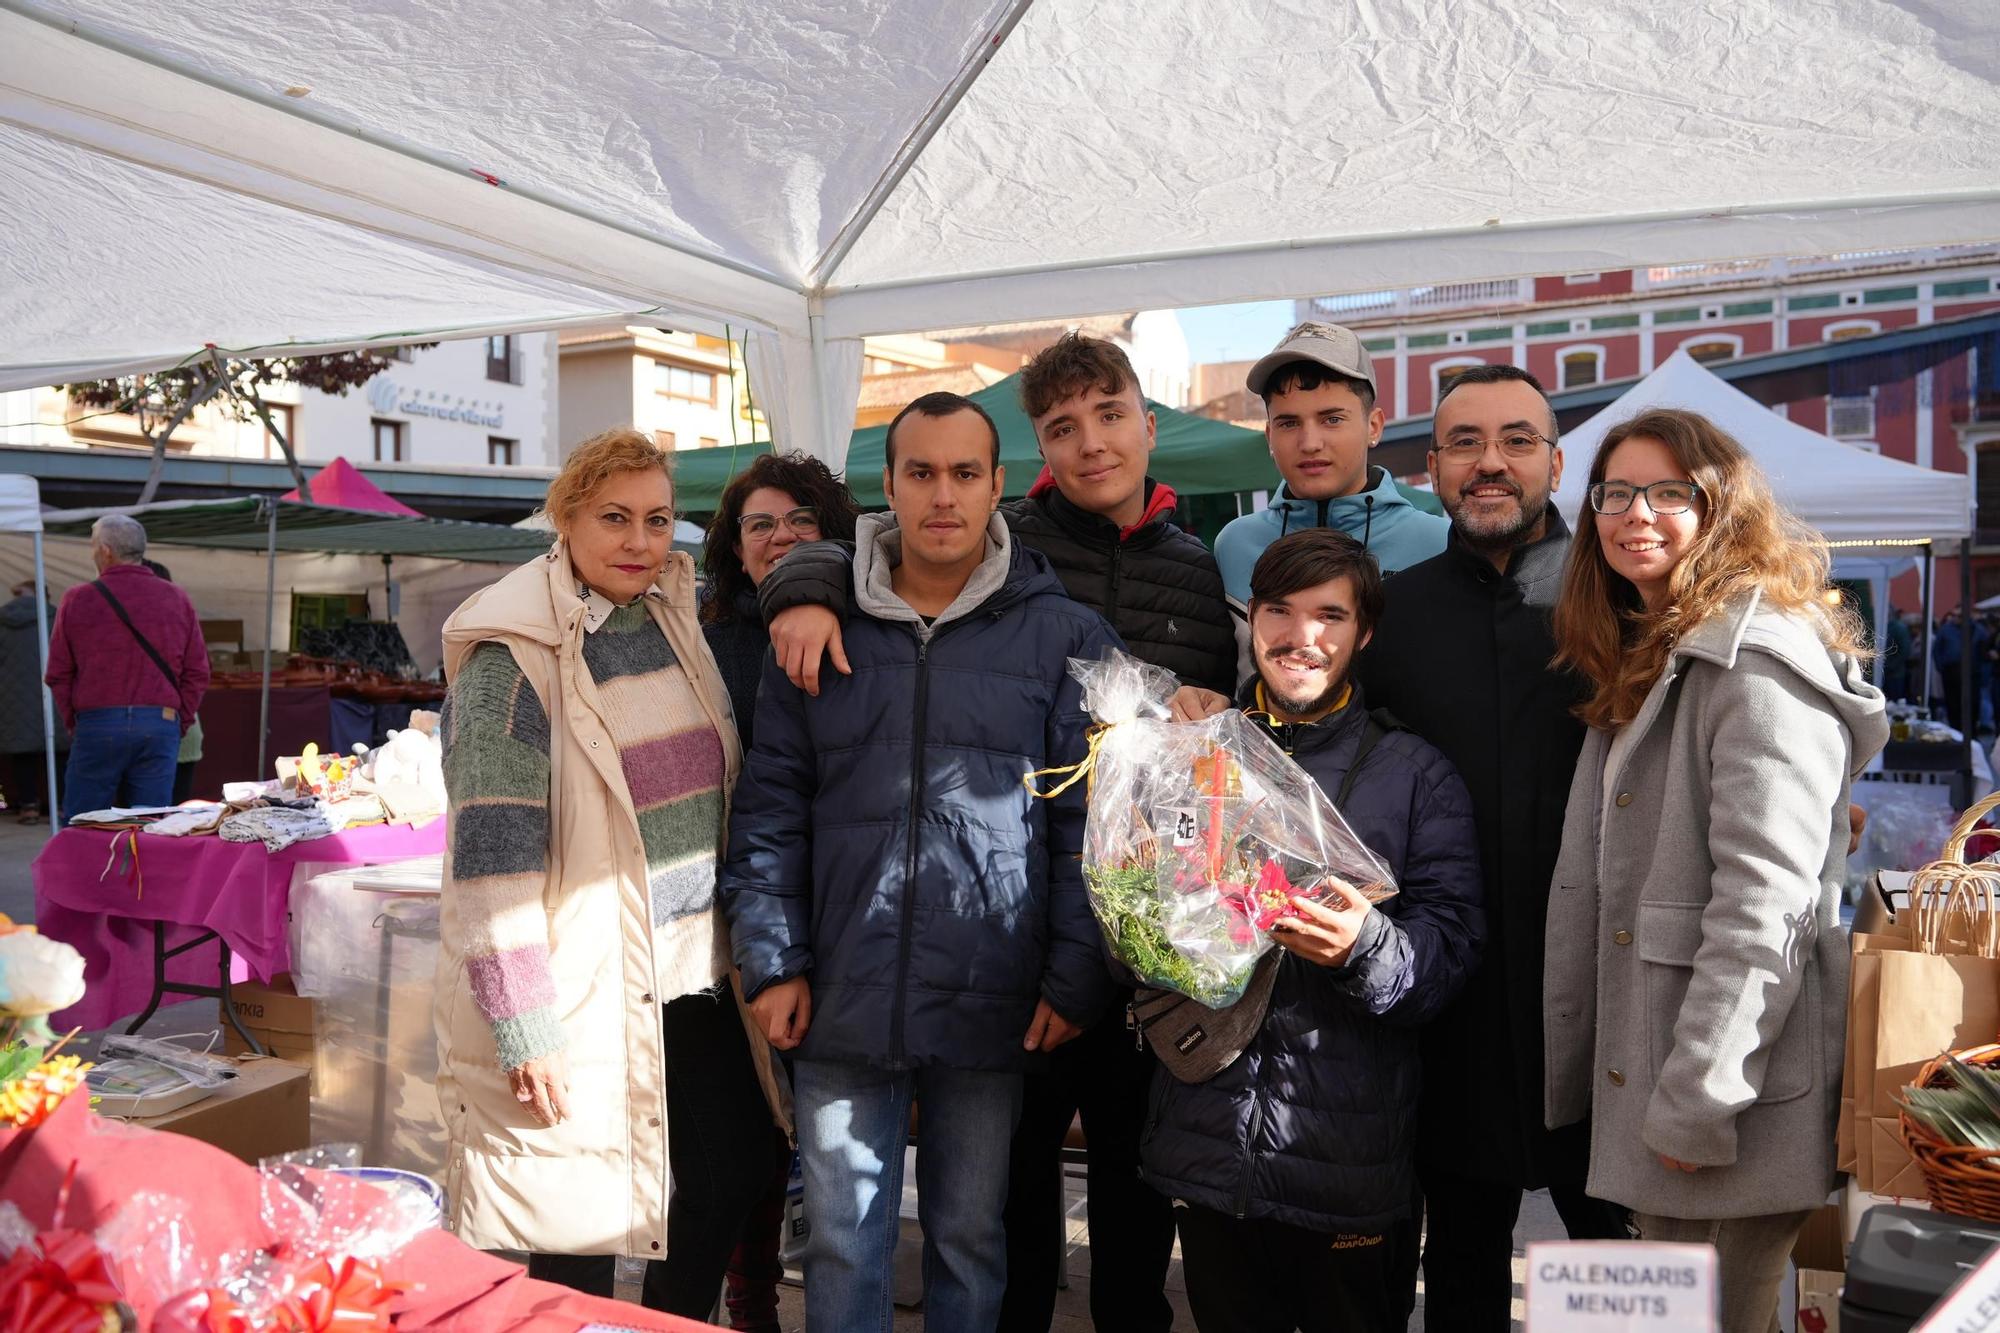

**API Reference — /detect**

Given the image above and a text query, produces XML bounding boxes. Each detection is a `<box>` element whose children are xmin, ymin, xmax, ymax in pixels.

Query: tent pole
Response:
<box><xmin>257</xmin><ymin>499</ymin><xmax>278</xmax><ymax>776</ymax></box>
<box><xmin>1923</xmin><ymin>543</ymin><xmax>1936</xmax><ymax>713</ymax></box>
<box><xmin>808</xmin><ymin>313</ymin><xmax>831</xmax><ymax>468</ymax></box>
<box><xmin>1963</xmin><ymin>538</ymin><xmax>1977</xmax><ymax>806</ymax></box>
<box><xmin>34</xmin><ymin>531</ymin><xmax>57</xmax><ymax>841</ymax></box>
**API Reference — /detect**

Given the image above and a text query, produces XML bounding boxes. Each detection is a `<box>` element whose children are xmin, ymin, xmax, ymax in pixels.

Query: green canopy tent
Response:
<box><xmin>669</xmin><ymin>372</ymin><xmax>1443</xmax><ymax>527</ymax></box>
<box><xmin>40</xmin><ymin>496</ymin><xmax>563</xmax><ymax>775</ymax></box>
<box><xmin>669</xmin><ymin>372</ymin><xmax>1285</xmax><ymax>510</ymax></box>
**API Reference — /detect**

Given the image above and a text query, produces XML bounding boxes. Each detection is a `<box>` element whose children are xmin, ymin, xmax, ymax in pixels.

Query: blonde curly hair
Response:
<box><xmin>540</xmin><ymin>428</ymin><xmax>674</xmax><ymax>535</ymax></box>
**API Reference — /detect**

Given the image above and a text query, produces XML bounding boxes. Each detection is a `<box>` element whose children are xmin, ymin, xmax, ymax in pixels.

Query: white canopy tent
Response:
<box><xmin>4</xmin><ymin>0</ymin><xmax>1998</xmax><ymax>471</ymax></box>
<box><xmin>1555</xmin><ymin>349</ymin><xmax>1973</xmax><ymax>547</ymax></box>
<box><xmin>0</xmin><ymin>474</ymin><xmax>59</xmax><ymax>840</ymax></box>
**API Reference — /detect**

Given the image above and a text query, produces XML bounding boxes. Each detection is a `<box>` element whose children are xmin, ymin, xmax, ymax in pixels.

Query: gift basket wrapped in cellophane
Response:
<box><xmin>1044</xmin><ymin>650</ymin><xmax>1397</xmax><ymax>1008</ymax></box>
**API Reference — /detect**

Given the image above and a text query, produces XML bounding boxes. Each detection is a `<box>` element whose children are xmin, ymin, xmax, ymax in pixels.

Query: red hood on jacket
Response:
<box><xmin>1026</xmin><ymin>465</ymin><xmax>1179</xmax><ymax>540</ymax></box>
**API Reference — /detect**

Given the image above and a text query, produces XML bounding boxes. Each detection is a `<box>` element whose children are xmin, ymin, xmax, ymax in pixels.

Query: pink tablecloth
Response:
<box><xmin>37</xmin><ymin>820</ymin><xmax>445</xmax><ymax>1032</ymax></box>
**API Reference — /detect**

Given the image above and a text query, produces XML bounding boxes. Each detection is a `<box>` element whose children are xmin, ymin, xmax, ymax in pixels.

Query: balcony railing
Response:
<box><xmin>1641</xmin><ymin>243</ymin><xmax>2000</xmax><ymax>291</ymax></box>
<box><xmin>1306</xmin><ymin>276</ymin><xmax>1533</xmax><ymax>321</ymax></box>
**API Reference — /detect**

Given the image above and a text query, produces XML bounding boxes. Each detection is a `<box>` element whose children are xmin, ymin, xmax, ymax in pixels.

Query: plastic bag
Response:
<box><xmin>1061</xmin><ymin>649</ymin><xmax>1397</xmax><ymax>1007</ymax></box>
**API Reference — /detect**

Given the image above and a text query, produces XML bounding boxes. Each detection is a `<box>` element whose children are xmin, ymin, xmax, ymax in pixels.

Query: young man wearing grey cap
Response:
<box><xmin>1213</xmin><ymin>322</ymin><xmax>1448</xmax><ymax>613</ymax></box>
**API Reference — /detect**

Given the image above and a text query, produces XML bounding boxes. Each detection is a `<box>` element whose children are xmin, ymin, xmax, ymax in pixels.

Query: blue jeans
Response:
<box><xmin>793</xmin><ymin>1059</ymin><xmax>1023</xmax><ymax>1333</ymax></box>
<box><xmin>62</xmin><ymin>707</ymin><xmax>180</xmax><ymax>824</ymax></box>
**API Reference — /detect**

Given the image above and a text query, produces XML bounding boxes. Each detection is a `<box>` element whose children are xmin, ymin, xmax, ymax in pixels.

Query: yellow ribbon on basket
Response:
<box><xmin>1023</xmin><ymin>724</ymin><xmax>1111</xmax><ymax>800</ymax></box>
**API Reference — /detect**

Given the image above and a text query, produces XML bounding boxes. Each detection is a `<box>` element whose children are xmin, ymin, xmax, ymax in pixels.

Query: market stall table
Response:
<box><xmin>35</xmin><ymin>820</ymin><xmax>443</xmax><ymax>1036</ymax></box>
<box><xmin>0</xmin><ymin>1092</ymin><xmax>712</xmax><ymax>1331</ymax></box>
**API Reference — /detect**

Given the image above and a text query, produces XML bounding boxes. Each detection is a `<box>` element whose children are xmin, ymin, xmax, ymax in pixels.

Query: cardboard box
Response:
<box><xmin>221</xmin><ymin>974</ymin><xmax>317</xmax><ymax>1061</ymax></box>
<box><xmin>1796</xmin><ymin>1268</ymin><xmax>1841</xmax><ymax>1333</ymax></box>
<box><xmin>123</xmin><ymin>1055</ymin><xmax>310</xmax><ymax>1163</ymax></box>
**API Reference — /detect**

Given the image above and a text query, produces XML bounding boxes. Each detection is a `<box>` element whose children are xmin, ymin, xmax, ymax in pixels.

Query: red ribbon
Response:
<box><xmin>268</xmin><ymin>1256</ymin><xmax>405</xmax><ymax>1331</ymax></box>
<box><xmin>0</xmin><ymin>1226</ymin><xmax>123</xmax><ymax>1333</ymax></box>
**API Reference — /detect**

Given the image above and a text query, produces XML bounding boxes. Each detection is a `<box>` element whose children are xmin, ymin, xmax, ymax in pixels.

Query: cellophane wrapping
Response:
<box><xmin>1070</xmin><ymin>650</ymin><xmax>1397</xmax><ymax>1007</ymax></box>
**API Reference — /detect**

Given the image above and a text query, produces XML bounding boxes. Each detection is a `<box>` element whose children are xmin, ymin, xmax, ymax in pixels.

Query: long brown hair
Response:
<box><xmin>1552</xmin><ymin>408</ymin><xmax>1864</xmax><ymax>729</ymax></box>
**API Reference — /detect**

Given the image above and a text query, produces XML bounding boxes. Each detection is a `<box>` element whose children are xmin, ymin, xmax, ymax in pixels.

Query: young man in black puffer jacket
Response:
<box><xmin>1144</xmin><ymin>528</ymin><xmax>1482</xmax><ymax>1333</ymax></box>
<box><xmin>756</xmin><ymin>335</ymin><xmax>1234</xmax><ymax>1333</ymax></box>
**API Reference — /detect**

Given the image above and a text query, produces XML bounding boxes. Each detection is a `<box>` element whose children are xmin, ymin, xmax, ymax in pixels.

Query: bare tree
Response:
<box><xmin>66</xmin><ymin>345</ymin><xmax>435</xmax><ymax>503</ymax></box>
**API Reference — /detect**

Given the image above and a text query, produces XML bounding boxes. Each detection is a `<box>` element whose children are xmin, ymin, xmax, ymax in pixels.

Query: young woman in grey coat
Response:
<box><xmin>1543</xmin><ymin>408</ymin><xmax>1886</xmax><ymax>1333</ymax></box>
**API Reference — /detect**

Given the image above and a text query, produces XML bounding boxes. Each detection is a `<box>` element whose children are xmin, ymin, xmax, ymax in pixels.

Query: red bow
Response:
<box><xmin>268</xmin><ymin>1256</ymin><xmax>405</xmax><ymax>1331</ymax></box>
<box><xmin>0</xmin><ymin>1227</ymin><xmax>124</xmax><ymax>1333</ymax></box>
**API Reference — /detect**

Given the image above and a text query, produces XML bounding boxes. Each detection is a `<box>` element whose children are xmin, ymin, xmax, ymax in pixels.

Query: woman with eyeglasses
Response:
<box><xmin>1541</xmin><ymin>409</ymin><xmax>1884</xmax><ymax>1333</ymax></box>
<box><xmin>701</xmin><ymin>452</ymin><xmax>862</xmax><ymax>748</ymax></box>
<box><xmin>699</xmin><ymin>450</ymin><xmax>860</xmax><ymax>1333</ymax></box>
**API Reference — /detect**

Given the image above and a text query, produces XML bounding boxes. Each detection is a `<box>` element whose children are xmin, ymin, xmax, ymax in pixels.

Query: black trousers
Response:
<box><xmin>1176</xmin><ymin>1202</ymin><xmax>1396</xmax><ymax>1333</ymax></box>
<box><xmin>526</xmin><ymin>983</ymin><xmax>773</xmax><ymax>1318</ymax></box>
<box><xmin>6</xmin><ymin>750</ymin><xmax>59</xmax><ymax>814</ymax></box>
<box><xmin>998</xmin><ymin>1012</ymin><xmax>1177</xmax><ymax>1333</ymax></box>
<box><xmin>1411</xmin><ymin>1156</ymin><xmax>1633</xmax><ymax>1333</ymax></box>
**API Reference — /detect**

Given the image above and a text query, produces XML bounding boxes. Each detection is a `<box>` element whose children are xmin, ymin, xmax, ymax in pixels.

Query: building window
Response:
<box><xmin>488</xmin><ymin>435</ymin><xmax>518</xmax><ymax>466</ymax></box>
<box><xmin>1682</xmin><ymin>337</ymin><xmax>1742</xmax><ymax>364</ymax></box>
<box><xmin>1563</xmin><ymin>272</ymin><xmax>1602</xmax><ymax>285</ymax></box>
<box><xmin>371</xmin><ymin>418</ymin><xmax>406</xmax><ymax>462</ymax></box>
<box><xmin>486</xmin><ymin>335</ymin><xmax>521</xmax><ymax>384</ymax></box>
<box><xmin>653</xmin><ymin>430</ymin><xmax>677</xmax><ymax>451</ymax></box>
<box><xmin>261</xmin><ymin>403</ymin><xmax>295</xmax><ymax>458</ymax></box>
<box><xmin>1432</xmin><ymin>359</ymin><xmax>1485</xmax><ymax>402</ymax></box>
<box><xmin>1828</xmin><ymin>391</ymin><xmax>1877</xmax><ymax>440</ymax></box>
<box><xmin>699</xmin><ymin>436</ymin><xmax>718</xmax><ymax>450</ymax></box>
<box><xmin>1825</xmin><ymin>322</ymin><xmax>1879</xmax><ymax>441</ymax></box>
<box><xmin>655</xmin><ymin>361</ymin><xmax>717</xmax><ymax>404</ymax></box>
<box><xmin>1560</xmin><ymin>348</ymin><xmax>1603</xmax><ymax>390</ymax></box>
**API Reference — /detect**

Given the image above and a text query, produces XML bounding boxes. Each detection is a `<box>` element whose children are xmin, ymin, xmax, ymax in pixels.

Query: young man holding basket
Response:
<box><xmin>1142</xmin><ymin>528</ymin><xmax>1483</xmax><ymax>1333</ymax></box>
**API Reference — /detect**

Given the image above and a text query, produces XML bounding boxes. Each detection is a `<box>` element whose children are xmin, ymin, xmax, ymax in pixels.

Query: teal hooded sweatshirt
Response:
<box><xmin>1214</xmin><ymin>465</ymin><xmax>1449</xmax><ymax>607</ymax></box>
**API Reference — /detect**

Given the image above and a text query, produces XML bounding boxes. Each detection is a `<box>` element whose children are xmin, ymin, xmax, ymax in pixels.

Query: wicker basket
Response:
<box><xmin>1900</xmin><ymin>1043</ymin><xmax>2000</xmax><ymax>1221</ymax></box>
<box><xmin>1897</xmin><ymin>792</ymin><xmax>2000</xmax><ymax>1220</ymax></box>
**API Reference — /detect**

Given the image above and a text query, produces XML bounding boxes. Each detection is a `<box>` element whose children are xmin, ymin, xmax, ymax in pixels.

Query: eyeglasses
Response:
<box><xmin>738</xmin><ymin>506</ymin><xmax>821</xmax><ymax>540</ymax></box>
<box><xmin>1588</xmin><ymin>480</ymin><xmax>1702</xmax><ymax>516</ymax></box>
<box><xmin>1431</xmin><ymin>431</ymin><xmax>1555</xmax><ymax>464</ymax></box>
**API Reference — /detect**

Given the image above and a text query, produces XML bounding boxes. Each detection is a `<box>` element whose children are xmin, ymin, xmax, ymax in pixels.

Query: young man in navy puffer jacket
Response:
<box><xmin>1145</xmin><ymin>528</ymin><xmax>1483</xmax><ymax>1333</ymax></box>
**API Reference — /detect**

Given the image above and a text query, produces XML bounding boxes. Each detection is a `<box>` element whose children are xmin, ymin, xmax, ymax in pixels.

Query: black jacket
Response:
<box><xmin>1140</xmin><ymin>687</ymin><xmax>1483</xmax><ymax>1234</ymax></box>
<box><xmin>702</xmin><ymin>590</ymin><xmax>769</xmax><ymax>750</ymax></box>
<box><xmin>1355</xmin><ymin>510</ymin><xmax>1585</xmax><ymax>1189</ymax></box>
<box><xmin>757</xmin><ymin>478</ymin><xmax>1236</xmax><ymax>694</ymax></box>
<box><xmin>719</xmin><ymin>530</ymin><xmax>1121</xmax><ymax>1071</ymax></box>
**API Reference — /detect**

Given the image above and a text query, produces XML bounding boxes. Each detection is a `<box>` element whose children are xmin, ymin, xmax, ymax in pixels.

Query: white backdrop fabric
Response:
<box><xmin>0</xmin><ymin>474</ymin><xmax>41</xmax><ymax>535</ymax></box>
<box><xmin>1556</xmin><ymin>349</ymin><xmax>1971</xmax><ymax>547</ymax></box>
<box><xmin>3</xmin><ymin>0</ymin><xmax>1998</xmax><ymax>462</ymax></box>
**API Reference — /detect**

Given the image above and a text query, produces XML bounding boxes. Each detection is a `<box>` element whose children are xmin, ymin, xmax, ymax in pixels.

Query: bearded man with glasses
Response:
<box><xmin>1358</xmin><ymin>364</ymin><xmax>1636</xmax><ymax>1329</ymax></box>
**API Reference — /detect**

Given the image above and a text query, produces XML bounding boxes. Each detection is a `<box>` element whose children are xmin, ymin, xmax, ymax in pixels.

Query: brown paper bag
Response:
<box><xmin>1840</xmin><ymin>861</ymin><xmax>2000</xmax><ymax>1195</ymax></box>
